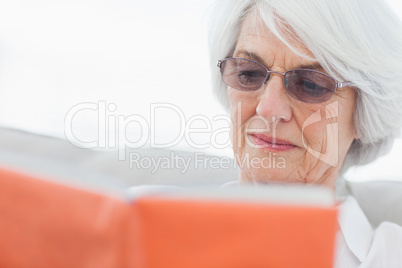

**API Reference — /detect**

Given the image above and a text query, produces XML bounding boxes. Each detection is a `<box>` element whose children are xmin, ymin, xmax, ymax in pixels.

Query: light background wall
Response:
<box><xmin>0</xmin><ymin>0</ymin><xmax>400</xmax><ymax>181</ymax></box>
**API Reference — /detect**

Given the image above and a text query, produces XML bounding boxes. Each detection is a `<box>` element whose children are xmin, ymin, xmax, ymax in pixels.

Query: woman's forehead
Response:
<box><xmin>234</xmin><ymin>15</ymin><xmax>320</xmax><ymax>71</ymax></box>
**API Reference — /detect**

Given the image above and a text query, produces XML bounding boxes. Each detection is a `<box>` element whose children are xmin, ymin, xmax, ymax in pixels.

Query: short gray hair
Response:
<box><xmin>208</xmin><ymin>0</ymin><xmax>402</xmax><ymax>173</ymax></box>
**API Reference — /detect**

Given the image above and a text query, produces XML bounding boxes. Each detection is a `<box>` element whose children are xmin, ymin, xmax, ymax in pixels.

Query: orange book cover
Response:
<box><xmin>0</xmin><ymin>167</ymin><xmax>338</xmax><ymax>268</ymax></box>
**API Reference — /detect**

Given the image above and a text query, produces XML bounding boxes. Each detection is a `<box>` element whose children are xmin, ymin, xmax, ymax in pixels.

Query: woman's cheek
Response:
<box><xmin>228</xmin><ymin>90</ymin><xmax>255</xmax><ymax>151</ymax></box>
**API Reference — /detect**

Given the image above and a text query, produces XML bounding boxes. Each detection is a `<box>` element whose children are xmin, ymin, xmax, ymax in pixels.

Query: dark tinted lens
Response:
<box><xmin>220</xmin><ymin>58</ymin><xmax>267</xmax><ymax>91</ymax></box>
<box><xmin>284</xmin><ymin>70</ymin><xmax>336</xmax><ymax>103</ymax></box>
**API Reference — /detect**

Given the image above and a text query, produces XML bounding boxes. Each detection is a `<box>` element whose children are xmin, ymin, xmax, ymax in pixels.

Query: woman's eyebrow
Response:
<box><xmin>234</xmin><ymin>49</ymin><xmax>324</xmax><ymax>71</ymax></box>
<box><xmin>297</xmin><ymin>63</ymin><xmax>324</xmax><ymax>71</ymax></box>
<box><xmin>234</xmin><ymin>50</ymin><xmax>265</xmax><ymax>62</ymax></box>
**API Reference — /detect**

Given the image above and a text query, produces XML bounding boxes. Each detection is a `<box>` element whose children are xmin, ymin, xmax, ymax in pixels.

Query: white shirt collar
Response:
<box><xmin>337</xmin><ymin>196</ymin><xmax>374</xmax><ymax>262</ymax></box>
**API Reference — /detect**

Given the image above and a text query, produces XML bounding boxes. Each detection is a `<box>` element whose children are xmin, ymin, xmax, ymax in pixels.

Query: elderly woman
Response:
<box><xmin>208</xmin><ymin>0</ymin><xmax>402</xmax><ymax>266</ymax></box>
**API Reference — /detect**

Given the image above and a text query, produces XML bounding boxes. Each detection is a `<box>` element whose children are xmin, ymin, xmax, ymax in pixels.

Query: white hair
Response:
<box><xmin>207</xmin><ymin>0</ymin><xmax>402</xmax><ymax>173</ymax></box>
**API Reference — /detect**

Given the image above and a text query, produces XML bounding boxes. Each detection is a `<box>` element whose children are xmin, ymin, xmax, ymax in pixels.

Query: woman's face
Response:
<box><xmin>229</xmin><ymin>16</ymin><xmax>357</xmax><ymax>189</ymax></box>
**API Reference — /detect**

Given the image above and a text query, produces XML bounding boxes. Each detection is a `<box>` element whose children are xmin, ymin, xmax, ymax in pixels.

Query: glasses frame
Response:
<box><xmin>217</xmin><ymin>57</ymin><xmax>354</xmax><ymax>103</ymax></box>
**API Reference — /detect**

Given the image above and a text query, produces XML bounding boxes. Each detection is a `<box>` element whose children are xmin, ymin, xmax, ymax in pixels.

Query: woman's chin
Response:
<box><xmin>239</xmin><ymin>168</ymin><xmax>300</xmax><ymax>185</ymax></box>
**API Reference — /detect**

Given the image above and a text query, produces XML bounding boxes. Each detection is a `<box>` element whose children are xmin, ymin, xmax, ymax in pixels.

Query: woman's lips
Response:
<box><xmin>248</xmin><ymin>134</ymin><xmax>298</xmax><ymax>152</ymax></box>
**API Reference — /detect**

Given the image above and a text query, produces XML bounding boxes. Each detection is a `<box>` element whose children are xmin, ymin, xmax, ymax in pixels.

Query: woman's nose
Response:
<box><xmin>256</xmin><ymin>75</ymin><xmax>292</xmax><ymax>122</ymax></box>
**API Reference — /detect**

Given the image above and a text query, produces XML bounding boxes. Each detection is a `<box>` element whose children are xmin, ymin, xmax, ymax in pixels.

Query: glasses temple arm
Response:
<box><xmin>337</xmin><ymin>81</ymin><xmax>354</xmax><ymax>88</ymax></box>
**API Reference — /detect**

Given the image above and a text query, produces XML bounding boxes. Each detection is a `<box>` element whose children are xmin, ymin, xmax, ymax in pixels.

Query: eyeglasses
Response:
<box><xmin>217</xmin><ymin>57</ymin><xmax>353</xmax><ymax>103</ymax></box>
